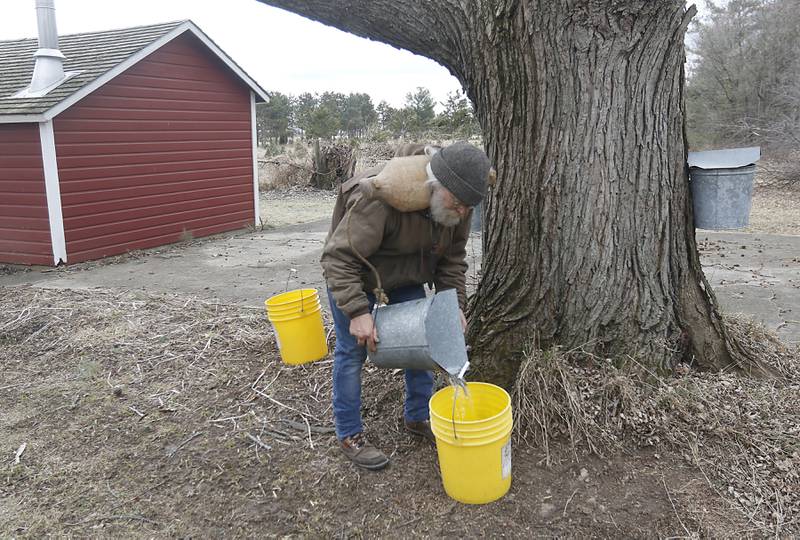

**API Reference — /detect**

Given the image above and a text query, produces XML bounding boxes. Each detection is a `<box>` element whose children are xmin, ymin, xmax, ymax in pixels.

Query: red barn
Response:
<box><xmin>0</xmin><ymin>19</ymin><xmax>268</xmax><ymax>265</ymax></box>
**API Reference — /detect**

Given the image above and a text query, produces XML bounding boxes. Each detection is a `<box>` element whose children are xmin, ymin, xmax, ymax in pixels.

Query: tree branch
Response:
<box><xmin>255</xmin><ymin>0</ymin><xmax>467</xmax><ymax>76</ymax></box>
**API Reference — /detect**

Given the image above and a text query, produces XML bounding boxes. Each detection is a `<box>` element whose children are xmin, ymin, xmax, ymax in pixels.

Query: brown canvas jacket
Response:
<box><xmin>321</xmin><ymin>165</ymin><xmax>471</xmax><ymax>319</ymax></box>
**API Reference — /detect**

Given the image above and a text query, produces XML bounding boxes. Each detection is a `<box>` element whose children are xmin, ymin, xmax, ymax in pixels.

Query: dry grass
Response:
<box><xmin>512</xmin><ymin>322</ymin><xmax>800</xmax><ymax>536</ymax></box>
<box><xmin>258</xmin><ymin>188</ymin><xmax>336</xmax><ymax>228</ymax></box>
<box><xmin>0</xmin><ymin>286</ymin><xmax>324</xmax><ymax>535</ymax></box>
<box><xmin>6</xmin><ymin>286</ymin><xmax>597</xmax><ymax>537</ymax></box>
<box><xmin>746</xmin><ymin>187</ymin><xmax>800</xmax><ymax>236</ymax></box>
<box><xmin>725</xmin><ymin>313</ymin><xmax>800</xmax><ymax>378</ymax></box>
<box><xmin>756</xmin><ymin>157</ymin><xmax>800</xmax><ymax>191</ymax></box>
<box><xmin>259</xmin><ymin>154</ymin><xmax>313</xmax><ymax>190</ymax></box>
<box><xmin>2</xmin><ymin>284</ymin><xmax>797</xmax><ymax>536</ymax></box>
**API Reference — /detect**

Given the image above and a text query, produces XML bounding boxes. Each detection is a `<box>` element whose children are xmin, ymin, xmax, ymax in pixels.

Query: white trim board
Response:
<box><xmin>250</xmin><ymin>91</ymin><xmax>260</xmax><ymax>227</ymax></box>
<box><xmin>0</xmin><ymin>113</ymin><xmax>46</xmax><ymax>124</ymax></box>
<box><xmin>38</xmin><ymin>120</ymin><xmax>67</xmax><ymax>265</ymax></box>
<box><xmin>41</xmin><ymin>21</ymin><xmax>269</xmax><ymax>121</ymax></box>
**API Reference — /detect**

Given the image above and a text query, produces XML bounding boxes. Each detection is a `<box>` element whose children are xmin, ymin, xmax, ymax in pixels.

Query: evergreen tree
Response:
<box><xmin>437</xmin><ymin>90</ymin><xmax>480</xmax><ymax>137</ymax></box>
<box><xmin>257</xmin><ymin>91</ymin><xmax>292</xmax><ymax>145</ymax></box>
<box><xmin>376</xmin><ymin>100</ymin><xmax>396</xmax><ymax>131</ymax></box>
<box><xmin>293</xmin><ymin>92</ymin><xmax>318</xmax><ymax>139</ymax></box>
<box><xmin>404</xmin><ymin>87</ymin><xmax>436</xmax><ymax>135</ymax></box>
<box><xmin>342</xmin><ymin>93</ymin><xmax>376</xmax><ymax>138</ymax></box>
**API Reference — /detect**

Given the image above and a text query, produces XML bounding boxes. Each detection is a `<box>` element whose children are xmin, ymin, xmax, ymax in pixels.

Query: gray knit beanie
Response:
<box><xmin>429</xmin><ymin>141</ymin><xmax>490</xmax><ymax>207</ymax></box>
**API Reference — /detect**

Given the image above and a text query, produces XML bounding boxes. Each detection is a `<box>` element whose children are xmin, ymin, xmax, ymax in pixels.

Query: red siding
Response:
<box><xmin>53</xmin><ymin>33</ymin><xmax>254</xmax><ymax>263</ymax></box>
<box><xmin>0</xmin><ymin>123</ymin><xmax>52</xmax><ymax>265</ymax></box>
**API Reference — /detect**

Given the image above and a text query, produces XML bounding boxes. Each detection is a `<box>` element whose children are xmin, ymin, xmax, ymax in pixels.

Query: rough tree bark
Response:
<box><xmin>257</xmin><ymin>0</ymin><xmax>768</xmax><ymax>385</ymax></box>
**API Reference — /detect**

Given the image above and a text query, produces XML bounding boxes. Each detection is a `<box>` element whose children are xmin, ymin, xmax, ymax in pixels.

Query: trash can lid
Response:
<box><xmin>688</xmin><ymin>147</ymin><xmax>760</xmax><ymax>169</ymax></box>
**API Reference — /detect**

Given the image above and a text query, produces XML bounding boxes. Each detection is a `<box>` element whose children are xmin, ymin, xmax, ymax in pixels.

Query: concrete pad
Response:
<box><xmin>2</xmin><ymin>220</ymin><xmax>332</xmax><ymax>310</ymax></box>
<box><xmin>696</xmin><ymin>231</ymin><xmax>800</xmax><ymax>345</ymax></box>
<box><xmin>2</xmin><ymin>223</ymin><xmax>798</xmax><ymax>345</ymax></box>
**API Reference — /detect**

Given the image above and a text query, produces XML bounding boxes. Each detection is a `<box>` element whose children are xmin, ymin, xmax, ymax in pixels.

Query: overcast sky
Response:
<box><xmin>0</xmin><ymin>0</ymin><xmax>462</xmax><ymax>109</ymax></box>
<box><xmin>1</xmin><ymin>1</ymin><xmax>708</xmax><ymax>109</ymax></box>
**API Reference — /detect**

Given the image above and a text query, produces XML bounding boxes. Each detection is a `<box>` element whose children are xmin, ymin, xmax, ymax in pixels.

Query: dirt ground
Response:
<box><xmin>1</xmin><ymin>179</ymin><xmax>799</xmax><ymax>537</ymax></box>
<box><xmin>259</xmin><ymin>187</ymin><xmax>337</xmax><ymax>229</ymax></box>
<box><xmin>1</xmin><ymin>287</ymin><xmax>759</xmax><ymax>538</ymax></box>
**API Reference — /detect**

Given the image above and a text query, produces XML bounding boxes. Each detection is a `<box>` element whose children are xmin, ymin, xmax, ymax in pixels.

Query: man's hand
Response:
<box><xmin>459</xmin><ymin>309</ymin><xmax>467</xmax><ymax>333</ymax></box>
<box><xmin>350</xmin><ymin>313</ymin><xmax>379</xmax><ymax>351</ymax></box>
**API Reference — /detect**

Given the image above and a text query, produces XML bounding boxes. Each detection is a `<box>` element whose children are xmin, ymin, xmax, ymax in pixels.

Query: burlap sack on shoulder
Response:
<box><xmin>358</xmin><ymin>154</ymin><xmax>432</xmax><ymax>212</ymax></box>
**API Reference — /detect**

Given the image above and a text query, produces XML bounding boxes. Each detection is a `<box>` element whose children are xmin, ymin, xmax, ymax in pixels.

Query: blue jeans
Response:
<box><xmin>327</xmin><ymin>284</ymin><xmax>434</xmax><ymax>440</ymax></box>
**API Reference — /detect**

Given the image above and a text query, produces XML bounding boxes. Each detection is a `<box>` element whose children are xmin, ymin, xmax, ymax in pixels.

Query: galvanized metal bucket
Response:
<box><xmin>369</xmin><ymin>288</ymin><xmax>469</xmax><ymax>377</ymax></box>
<box><xmin>471</xmin><ymin>202</ymin><xmax>482</xmax><ymax>233</ymax></box>
<box><xmin>690</xmin><ymin>165</ymin><xmax>756</xmax><ymax>229</ymax></box>
<box><xmin>688</xmin><ymin>147</ymin><xmax>760</xmax><ymax>230</ymax></box>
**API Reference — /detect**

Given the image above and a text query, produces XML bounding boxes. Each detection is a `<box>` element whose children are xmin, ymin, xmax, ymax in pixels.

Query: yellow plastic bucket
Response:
<box><xmin>266</xmin><ymin>288</ymin><xmax>319</xmax><ymax>310</ymax></box>
<box><xmin>267</xmin><ymin>299</ymin><xmax>321</xmax><ymax>318</ymax></box>
<box><xmin>267</xmin><ymin>305</ymin><xmax>322</xmax><ymax>322</ymax></box>
<box><xmin>429</xmin><ymin>382</ymin><xmax>513</xmax><ymax>504</ymax></box>
<box><xmin>264</xmin><ymin>289</ymin><xmax>327</xmax><ymax>365</ymax></box>
<box><xmin>265</xmin><ymin>289</ymin><xmax>321</xmax><ymax>319</ymax></box>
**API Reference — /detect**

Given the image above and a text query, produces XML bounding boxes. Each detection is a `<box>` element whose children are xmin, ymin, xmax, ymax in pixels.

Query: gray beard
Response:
<box><xmin>429</xmin><ymin>188</ymin><xmax>462</xmax><ymax>227</ymax></box>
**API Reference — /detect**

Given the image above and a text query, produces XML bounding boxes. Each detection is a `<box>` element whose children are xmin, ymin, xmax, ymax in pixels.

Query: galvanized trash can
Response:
<box><xmin>471</xmin><ymin>202</ymin><xmax>482</xmax><ymax>233</ymax></box>
<box><xmin>369</xmin><ymin>288</ymin><xmax>469</xmax><ymax>378</ymax></box>
<box><xmin>688</xmin><ymin>147</ymin><xmax>760</xmax><ymax>230</ymax></box>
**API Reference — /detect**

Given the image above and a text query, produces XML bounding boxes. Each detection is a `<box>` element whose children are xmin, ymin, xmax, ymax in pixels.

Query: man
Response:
<box><xmin>321</xmin><ymin>141</ymin><xmax>490</xmax><ymax>470</ymax></box>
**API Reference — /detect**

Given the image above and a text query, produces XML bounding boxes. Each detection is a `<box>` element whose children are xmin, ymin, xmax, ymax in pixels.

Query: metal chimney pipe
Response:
<box><xmin>29</xmin><ymin>0</ymin><xmax>65</xmax><ymax>93</ymax></box>
<box><xmin>36</xmin><ymin>0</ymin><xmax>59</xmax><ymax>49</ymax></box>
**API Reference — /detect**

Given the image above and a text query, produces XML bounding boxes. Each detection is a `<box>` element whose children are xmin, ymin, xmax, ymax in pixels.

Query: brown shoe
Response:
<box><xmin>404</xmin><ymin>419</ymin><xmax>436</xmax><ymax>443</ymax></box>
<box><xmin>340</xmin><ymin>433</ymin><xmax>389</xmax><ymax>470</ymax></box>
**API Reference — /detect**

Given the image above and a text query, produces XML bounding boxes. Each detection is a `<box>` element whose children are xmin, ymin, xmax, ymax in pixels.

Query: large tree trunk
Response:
<box><xmin>462</xmin><ymin>2</ymin><xmax>763</xmax><ymax>384</ymax></box>
<box><xmin>257</xmin><ymin>0</ymin><xmax>768</xmax><ymax>384</ymax></box>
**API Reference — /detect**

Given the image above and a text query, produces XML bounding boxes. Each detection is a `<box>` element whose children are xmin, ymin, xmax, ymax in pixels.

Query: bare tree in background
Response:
<box><xmin>256</xmin><ymin>0</ymin><xmax>771</xmax><ymax>385</ymax></box>
<box><xmin>688</xmin><ymin>0</ymin><xmax>800</xmax><ymax>157</ymax></box>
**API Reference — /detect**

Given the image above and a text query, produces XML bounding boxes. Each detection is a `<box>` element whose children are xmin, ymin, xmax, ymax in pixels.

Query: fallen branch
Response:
<box><xmin>66</xmin><ymin>514</ymin><xmax>159</xmax><ymax>527</ymax></box>
<box><xmin>662</xmin><ymin>475</ymin><xmax>691</xmax><ymax>538</ymax></box>
<box><xmin>246</xmin><ymin>433</ymin><xmax>272</xmax><ymax>451</ymax></box>
<box><xmin>166</xmin><ymin>432</ymin><xmax>203</xmax><ymax>458</ymax></box>
<box><xmin>397</xmin><ymin>516</ymin><xmax>422</xmax><ymax>528</ymax></box>
<box><xmin>280</xmin><ymin>419</ymin><xmax>335</xmax><ymax>434</ymax></box>
<box><xmin>13</xmin><ymin>443</ymin><xmax>26</xmax><ymax>464</ymax></box>
<box><xmin>251</xmin><ymin>386</ymin><xmax>311</xmax><ymax>418</ymax></box>
<box><xmin>563</xmin><ymin>488</ymin><xmax>579</xmax><ymax>518</ymax></box>
<box><xmin>128</xmin><ymin>406</ymin><xmax>146</xmax><ymax>419</ymax></box>
<box><xmin>0</xmin><ymin>383</ymin><xmax>28</xmax><ymax>392</ymax></box>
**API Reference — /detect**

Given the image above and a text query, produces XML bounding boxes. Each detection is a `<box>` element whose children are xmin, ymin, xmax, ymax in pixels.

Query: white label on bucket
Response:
<box><xmin>273</xmin><ymin>328</ymin><xmax>282</xmax><ymax>351</ymax></box>
<box><xmin>501</xmin><ymin>439</ymin><xmax>511</xmax><ymax>479</ymax></box>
